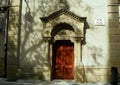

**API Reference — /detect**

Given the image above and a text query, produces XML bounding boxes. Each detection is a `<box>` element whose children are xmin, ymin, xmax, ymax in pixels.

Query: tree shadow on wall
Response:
<box><xmin>6</xmin><ymin>3</ymin><xmax>20</xmax><ymax>80</ymax></box>
<box><xmin>24</xmin><ymin>11</ymin><xmax>34</xmax><ymax>23</ymax></box>
<box><xmin>18</xmin><ymin>0</ymin><xmax>52</xmax><ymax>80</ymax></box>
<box><xmin>81</xmin><ymin>45</ymin><xmax>110</xmax><ymax>82</ymax></box>
<box><xmin>89</xmin><ymin>46</ymin><xmax>103</xmax><ymax>65</ymax></box>
<box><xmin>19</xmin><ymin>0</ymin><xmax>94</xmax><ymax>81</ymax></box>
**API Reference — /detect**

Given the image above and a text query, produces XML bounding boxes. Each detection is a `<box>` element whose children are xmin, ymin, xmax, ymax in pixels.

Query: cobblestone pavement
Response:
<box><xmin>0</xmin><ymin>78</ymin><xmax>115</xmax><ymax>85</ymax></box>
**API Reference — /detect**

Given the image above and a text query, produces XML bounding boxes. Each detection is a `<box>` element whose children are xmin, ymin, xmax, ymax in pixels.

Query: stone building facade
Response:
<box><xmin>0</xmin><ymin>0</ymin><xmax>120</xmax><ymax>82</ymax></box>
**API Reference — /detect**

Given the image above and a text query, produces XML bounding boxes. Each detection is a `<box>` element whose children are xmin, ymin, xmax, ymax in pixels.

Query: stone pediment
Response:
<box><xmin>40</xmin><ymin>9</ymin><xmax>89</xmax><ymax>44</ymax></box>
<box><xmin>40</xmin><ymin>9</ymin><xmax>89</xmax><ymax>28</ymax></box>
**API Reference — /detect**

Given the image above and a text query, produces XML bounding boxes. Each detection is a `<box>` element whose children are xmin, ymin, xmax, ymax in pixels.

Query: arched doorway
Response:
<box><xmin>40</xmin><ymin>9</ymin><xmax>89</xmax><ymax>81</ymax></box>
<box><xmin>52</xmin><ymin>40</ymin><xmax>74</xmax><ymax>79</ymax></box>
<box><xmin>51</xmin><ymin>23</ymin><xmax>75</xmax><ymax>80</ymax></box>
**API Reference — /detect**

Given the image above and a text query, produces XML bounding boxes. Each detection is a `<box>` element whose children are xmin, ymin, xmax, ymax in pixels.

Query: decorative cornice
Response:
<box><xmin>40</xmin><ymin>9</ymin><xmax>87</xmax><ymax>23</ymax></box>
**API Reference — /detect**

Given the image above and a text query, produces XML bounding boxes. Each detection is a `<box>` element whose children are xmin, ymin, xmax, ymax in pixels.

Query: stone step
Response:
<box><xmin>0</xmin><ymin>79</ymin><xmax>114</xmax><ymax>85</ymax></box>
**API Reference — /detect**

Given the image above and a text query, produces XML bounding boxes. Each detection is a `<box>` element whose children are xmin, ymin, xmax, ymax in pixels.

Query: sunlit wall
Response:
<box><xmin>1</xmin><ymin>0</ymin><xmax>120</xmax><ymax>82</ymax></box>
<box><xmin>18</xmin><ymin>0</ymin><xmax>110</xmax><ymax>82</ymax></box>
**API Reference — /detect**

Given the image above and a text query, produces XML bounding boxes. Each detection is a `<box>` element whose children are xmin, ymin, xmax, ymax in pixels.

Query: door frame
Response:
<box><xmin>52</xmin><ymin>40</ymin><xmax>74</xmax><ymax>80</ymax></box>
<box><xmin>45</xmin><ymin>37</ymin><xmax>83</xmax><ymax>81</ymax></box>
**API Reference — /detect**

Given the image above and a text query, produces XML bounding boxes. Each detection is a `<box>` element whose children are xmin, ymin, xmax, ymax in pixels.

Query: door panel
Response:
<box><xmin>64</xmin><ymin>46</ymin><xmax>74</xmax><ymax>79</ymax></box>
<box><xmin>52</xmin><ymin>40</ymin><xmax>74</xmax><ymax>79</ymax></box>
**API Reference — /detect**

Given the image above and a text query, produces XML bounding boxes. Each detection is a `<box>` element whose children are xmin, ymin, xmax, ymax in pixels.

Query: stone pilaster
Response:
<box><xmin>108</xmin><ymin>0</ymin><xmax>120</xmax><ymax>68</ymax></box>
<box><xmin>7</xmin><ymin>0</ymin><xmax>20</xmax><ymax>80</ymax></box>
<box><xmin>108</xmin><ymin>0</ymin><xmax>119</xmax><ymax>28</ymax></box>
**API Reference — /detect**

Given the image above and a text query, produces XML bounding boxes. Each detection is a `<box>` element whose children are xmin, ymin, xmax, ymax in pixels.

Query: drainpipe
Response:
<box><xmin>18</xmin><ymin>0</ymin><xmax>23</xmax><ymax>67</ymax></box>
<box><xmin>4</xmin><ymin>0</ymin><xmax>10</xmax><ymax>78</ymax></box>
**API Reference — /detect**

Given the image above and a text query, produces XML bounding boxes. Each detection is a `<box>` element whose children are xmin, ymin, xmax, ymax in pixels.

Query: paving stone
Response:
<box><xmin>0</xmin><ymin>78</ymin><xmax>114</xmax><ymax>85</ymax></box>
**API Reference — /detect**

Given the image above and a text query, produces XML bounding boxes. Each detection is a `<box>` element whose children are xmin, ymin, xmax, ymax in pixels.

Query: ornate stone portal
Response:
<box><xmin>40</xmin><ymin>9</ymin><xmax>89</xmax><ymax>82</ymax></box>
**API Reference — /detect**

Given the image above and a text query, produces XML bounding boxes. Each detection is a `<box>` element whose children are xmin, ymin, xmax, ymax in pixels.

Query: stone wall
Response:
<box><xmin>18</xmin><ymin>0</ymin><xmax>110</xmax><ymax>82</ymax></box>
<box><xmin>7</xmin><ymin>0</ymin><xmax>20</xmax><ymax>80</ymax></box>
<box><xmin>1</xmin><ymin>0</ymin><xmax>120</xmax><ymax>82</ymax></box>
<box><xmin>108</xmin><ymin>0</ymin><xmax>120</xmax><ymax>77</ymax></box>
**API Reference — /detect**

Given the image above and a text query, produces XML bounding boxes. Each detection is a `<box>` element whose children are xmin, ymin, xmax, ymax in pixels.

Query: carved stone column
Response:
<box><xmin>42</xmin><ymin>37</ymin><xmax>51</xmax><ymax>81</ymax></box>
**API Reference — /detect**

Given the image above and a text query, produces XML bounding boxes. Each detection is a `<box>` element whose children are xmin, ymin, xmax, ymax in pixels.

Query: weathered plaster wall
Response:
<box><xmin>69</xmin><ymin>0</ymin><xmax>109</xmax><ymax>82</ymax></box>
<box><xmin>19</xmin><ymin>0</ymin><xmax>110</xmax><ymax>82</ymax></box>
<box><xmin>1</xmin><ymin>0</ymin><xmax>120</xmax><ymax>82</ymax></box>
<box><xmin>0</xmin><ymin>0</ymin><xmax>20</xmax><ymax>79</ymax></box>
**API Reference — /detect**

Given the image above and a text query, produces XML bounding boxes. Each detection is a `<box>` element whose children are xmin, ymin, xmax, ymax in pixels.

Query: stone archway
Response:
<box><xmin>49</xmin><ymin>23</ymin><xmax>83</xmax><ymax>81</ymax></box>
<box><xmin>40</xmin><ymin>9</ymin><xmax>89</xmax><ymax>82</ymax></box>
<box><xmin>51</xmin><ymin>22</ymin><xmax>75</xmax><ymax>41</ymax></box>
<box><xmin>51</xmin><ymin>23</ymin><xmax>74</xmax><ymax>37</ymax></box>
<box><xmin>51</xmin><ymin>23</ymin><xmax>75</xmax><ymax>80</ymax></box>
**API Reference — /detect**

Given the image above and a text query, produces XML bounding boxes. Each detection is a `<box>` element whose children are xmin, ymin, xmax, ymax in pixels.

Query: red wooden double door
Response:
<box><xmin>52</xmin><ymin>40</ymin><xmax>74</xmax><ymax>79</ymax></box>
